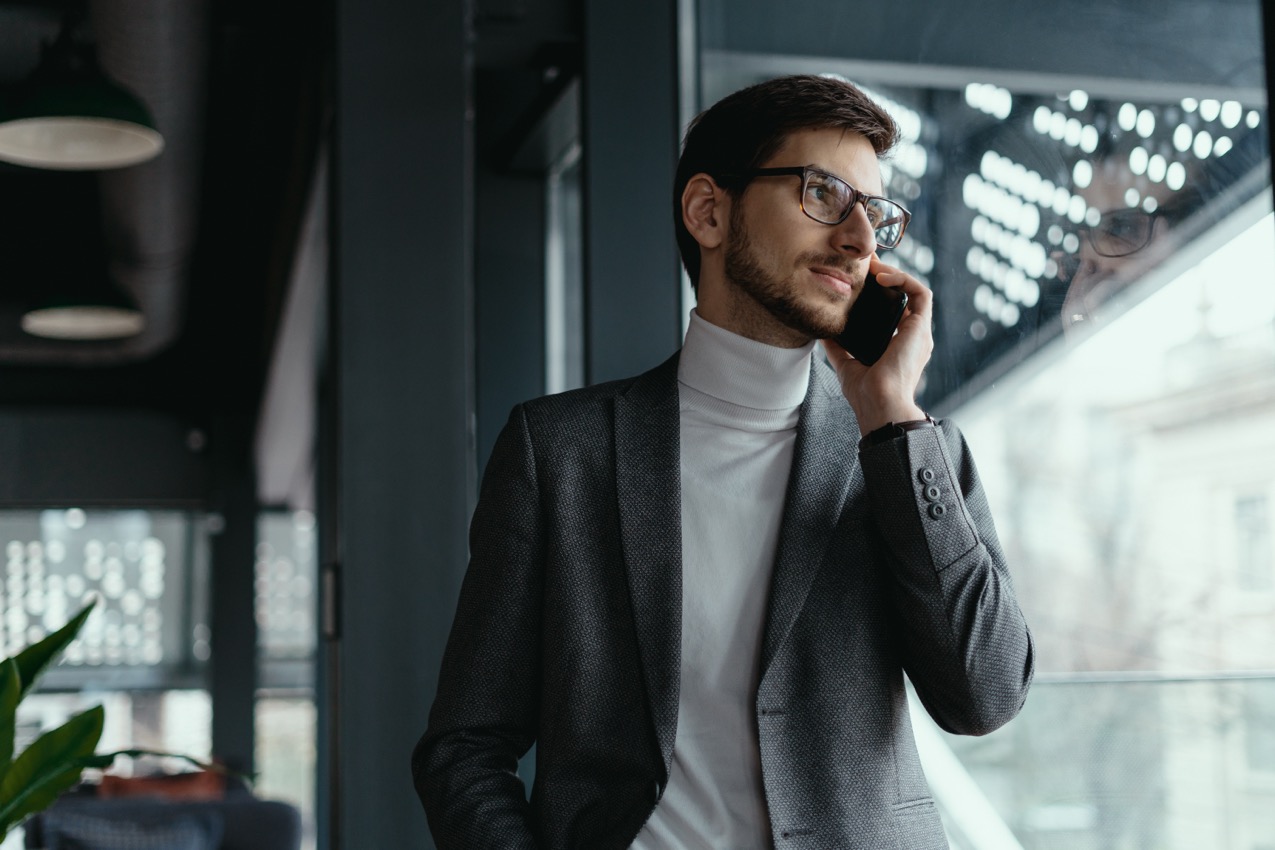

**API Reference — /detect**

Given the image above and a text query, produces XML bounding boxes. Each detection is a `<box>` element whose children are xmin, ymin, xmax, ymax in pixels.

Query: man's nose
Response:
<box><xmin>829</xmin><ymin>201</ymin><xmax>877</xmax><ymax>258</ymax></box>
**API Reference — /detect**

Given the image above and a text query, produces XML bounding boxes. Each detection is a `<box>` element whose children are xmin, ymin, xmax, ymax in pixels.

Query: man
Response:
<box><xmin>414</xmin><ymin>75</ymin><xmax>1034</xmax><ymax>849</ymax></box>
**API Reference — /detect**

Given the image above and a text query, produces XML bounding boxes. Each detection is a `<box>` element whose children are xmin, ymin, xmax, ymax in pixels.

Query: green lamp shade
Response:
<box><xmin>0</xmin><ymin>27</ymin><xmax>164</xmax><ymax>171</ymax></box>
<box><xmin>0</xmin><ymin>80</ymin><xmax>164</xmax><ymax>171</ymax></box>
<box><xmin>21</xmin><ymin>304</ymin><xmax>146</xmax><ymax>340</ymax></box>
<box><xmin>21</xmin><ymin>278</ymin><xmax>146</xmax><ymax>341</ymax></box>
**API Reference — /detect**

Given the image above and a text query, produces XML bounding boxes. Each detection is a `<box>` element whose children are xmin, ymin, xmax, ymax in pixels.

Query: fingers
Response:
<box><xmin>868</xmin><ymin>258</ymin><xmax>932</xmax><ymax>324</ymax></box>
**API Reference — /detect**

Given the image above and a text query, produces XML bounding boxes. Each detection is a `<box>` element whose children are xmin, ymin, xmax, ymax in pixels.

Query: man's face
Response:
<box><xmin>721</xmin><ymin>127</ymin><xmax>882</xmax><ymax>342</ymax></box>
<box><xmin>1060</xmin><ymin>164</ymin><xmax>1180</xmax><ymax>335</ymax></box>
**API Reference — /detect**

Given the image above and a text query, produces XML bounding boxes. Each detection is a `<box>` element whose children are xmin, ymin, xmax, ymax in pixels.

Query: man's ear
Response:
<box><xmin>681</xmin><ymin>173</ymin><xmax>729</xmax><ymax>250</ymax></box>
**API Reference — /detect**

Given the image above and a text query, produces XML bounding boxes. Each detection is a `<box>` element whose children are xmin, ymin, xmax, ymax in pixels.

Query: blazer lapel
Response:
<box><xmin>613</xmin><ymin>353</ymin><xmax>683</xmax><ymax>773</ymax></box>
<box><xmin>759</xmin><ymin>361</ymin><xmax>859</xmax><ymax>679</ymax></box>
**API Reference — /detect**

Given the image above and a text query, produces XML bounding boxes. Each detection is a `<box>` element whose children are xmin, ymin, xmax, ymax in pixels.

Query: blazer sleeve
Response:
<box><xmin>857</xmin><ymin>419</ymin><xmax>1035</xmax><ymax>736</ymax></box>
<box><xmin>412</xmin><ymin>405</ymin><xmax>543</xmax><ymax>849</ymax></box>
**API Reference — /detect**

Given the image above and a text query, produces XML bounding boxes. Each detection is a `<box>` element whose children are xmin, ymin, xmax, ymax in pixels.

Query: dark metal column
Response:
<box><xmin>582</xmin><ymin>0</ymin><xmax>685</xmax><ymax>384</ymax></box>
<box><xmin>328</xmin><ymin>0</ymin><xmax>475</xmax><ymax>847</ymax></box>
<box><xmin>208</xmin><ymin>415</ymin><xmax>258</xmax><ymax>776</ymax></box>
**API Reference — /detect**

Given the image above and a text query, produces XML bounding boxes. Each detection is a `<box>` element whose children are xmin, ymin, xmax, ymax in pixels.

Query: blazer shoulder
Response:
<box><xmin>518</xmin><ymin>351</ymin><xmax>680</xmax><ymax>427</ymax></box>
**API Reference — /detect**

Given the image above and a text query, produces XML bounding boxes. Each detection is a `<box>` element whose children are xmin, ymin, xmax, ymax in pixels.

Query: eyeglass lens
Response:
<box><xmin>1089</xmin><ymin>210</ymin><xmax>1154</xmax><ymax>257</ymax></box>
<box><xmin>801</xmin><ymin>171</ymin><xmax>908</xmax><ymax>247</ymax></box>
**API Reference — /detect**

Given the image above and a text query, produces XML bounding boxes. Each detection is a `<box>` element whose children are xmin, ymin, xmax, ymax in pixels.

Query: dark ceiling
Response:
<box><xmin>0</xmin><ymin>0</ymin><xmax>325</xmax><ymax>423</ymax></box>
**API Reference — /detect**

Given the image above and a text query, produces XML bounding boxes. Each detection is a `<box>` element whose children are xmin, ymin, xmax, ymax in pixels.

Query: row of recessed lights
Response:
<box><xmin>6</xmin><ymin>537</ymin><xmax>167</xmax><ymax>564</ymax></box>
<box><xmin>973</xmin><ymin>282</ymin><xmax>1022</xmax><ymax>329</ymax></box>
<box><xmin>963</xmin><ymin>173</ymin><xmax>1045</xmax><ymax>238</ymax></box>
<box><xmin>965</xmin><ymin>83</ymin><xmax>1013</xmax><ymax>120</ymax></box>
<box><xmin>0</xmin><ymin>599</ymin><xmax>162</xmax><ymax>636</ymax></box>
<box><xmin>976</xmin><ymin>150</ymin><xmax>1103</xmax><ymax>227</ymax></box>
<box><xmin>970</xmin><ymin>216</ymin><xmax>1049</xmax><ymax>280</ymax></box>
<box><xmin>966</xmin><ymin>246</ymin><xmax>1041</xmax><ymax>308</ymax></box>
<box><xmin>891</xmin><ymin>233</ymin><xmax>935</xmax><ymax>275</ymax></box>
<box><xmin>1032</xmin><ymin>106</ymin><xmax>1101</xmax><ymax>153</ymax></box>
<box><xmin>1174</xmin><ymin>98</ymin><xmax>1257</xmax><ymax>129</ymax></box>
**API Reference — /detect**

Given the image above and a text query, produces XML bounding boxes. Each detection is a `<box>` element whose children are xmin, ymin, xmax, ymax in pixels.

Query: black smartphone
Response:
<box><xmin>834</xmin><ymin>273</ymin><xmax>907</xmax><ymax>366</ymax></box>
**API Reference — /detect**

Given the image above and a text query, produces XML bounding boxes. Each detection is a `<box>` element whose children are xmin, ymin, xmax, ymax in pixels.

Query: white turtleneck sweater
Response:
<box><xmin>630</xmin><ymin>311</ymin><xmax>816</xmax><ymax>850</ymax></box>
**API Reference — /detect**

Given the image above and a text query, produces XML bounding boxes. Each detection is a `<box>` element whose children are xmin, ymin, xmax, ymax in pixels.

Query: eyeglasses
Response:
<box><xmin>719</xmin><ymin>166</ymin><xmax>911</xmax><ymax>249</ymax></box>
<box><xmin>1083</xmin><ymin>208</ymin><xmax>1163</xmax><ymax>257</ymax></box>
<box><xmin>1053</xmin><ymin>208</ymin><xmax>1169</xmax><ymax>281</ymax></box>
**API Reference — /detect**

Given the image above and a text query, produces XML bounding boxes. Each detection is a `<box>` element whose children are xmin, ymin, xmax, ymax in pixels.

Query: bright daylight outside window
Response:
<box><xmin>256</xmin><ymin>510</ymin><xmax>319</xmax><ymax>850</ymax></box>
<box><xmin>697</xmin><ymin>0</ymin><xmax>1274</xmax><ymax>846</ymax></box>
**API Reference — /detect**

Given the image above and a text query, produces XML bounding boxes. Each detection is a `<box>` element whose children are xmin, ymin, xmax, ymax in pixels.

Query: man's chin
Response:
<box><xmin>773</xmin><ymin>304</ymin><xmax>846</xmax><ymax>341</ymax></box>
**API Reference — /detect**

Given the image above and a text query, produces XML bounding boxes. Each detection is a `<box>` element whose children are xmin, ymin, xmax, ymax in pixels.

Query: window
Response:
<box><xmin>1245</xmin><ymin>680</ymin><xmax>1275</xmax><ymax>774</ymax></box>
<box><xmin>1</xmin><ymin>508</ymin><xmax>210</xmax><ymax>685</ymax></box>
<box><xmin>695</xmin><ymin>0</ymin><xmax>1274</xmax><ymax>845</ymax></box>
<box><xmin>1236</xmin><ymin>495</ymin><xmax>1272</xmax><ymax>591</ymax></box>
<box><xmin>255</xmin><ymin>510</ymin><xmax>318</xmax><ymax>850</ymax></box>
<box><xmin>1</xmin><ymin>509</ymin><xmax>214</xmax><ymax>850</ymax></box>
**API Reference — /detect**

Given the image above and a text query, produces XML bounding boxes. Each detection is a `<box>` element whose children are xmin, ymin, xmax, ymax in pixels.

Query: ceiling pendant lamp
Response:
<box><xmin>0</xmin><ymin>21</ymin><xmax>163</xmax><ymax>171</ymax></box>
<box><xmin>21</xmin><ymin>269</ymin><xmax>146</xmax><ymax>341</ymax></box>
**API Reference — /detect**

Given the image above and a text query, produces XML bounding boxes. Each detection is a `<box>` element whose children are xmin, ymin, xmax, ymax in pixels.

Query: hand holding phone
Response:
<box><xmin>833</xmin><ymin>272</ymin><xmax>908</xmax><ymax>366</ymax></box>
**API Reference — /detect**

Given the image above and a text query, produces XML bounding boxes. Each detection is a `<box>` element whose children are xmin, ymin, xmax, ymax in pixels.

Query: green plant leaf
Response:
<box><xmin>0</xmin><ymin>659</ymin><xmax>20</xmax><ymax>787</ymax></box>
<box><xmin>13</xmin><ymin>600</ymin><xmax>96</xmax><ymax>699</ymax></box>
<box><xmin>0</xmin><ymin>705</ymin><xmax>103</xmax><ymax>835</ymax></box>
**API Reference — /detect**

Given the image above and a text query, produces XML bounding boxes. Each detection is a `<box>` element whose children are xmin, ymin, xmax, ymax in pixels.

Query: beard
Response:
<box><xmin>722</xmin><ymin>203</ymin><xmax>858</xmax><ymax>340</ymax></box>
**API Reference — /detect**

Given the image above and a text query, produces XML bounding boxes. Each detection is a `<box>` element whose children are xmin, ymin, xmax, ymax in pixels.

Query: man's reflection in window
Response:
<box><xmin>1053</xmin><ymin>157</ymin><xmax>1201</xmax><ymax>335</ymax></box>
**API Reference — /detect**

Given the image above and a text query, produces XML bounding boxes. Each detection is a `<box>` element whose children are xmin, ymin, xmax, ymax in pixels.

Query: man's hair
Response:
<box><xmin>674</xmin><ymin>75</ymin><xmax>900</xmax><ymax>288</ymax></box>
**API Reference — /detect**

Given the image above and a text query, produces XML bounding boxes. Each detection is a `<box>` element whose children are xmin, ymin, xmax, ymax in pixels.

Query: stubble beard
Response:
<box><xmin>723</xmin><ymin>204</ymin><xmax>855</xmax><ymax>342</ymax></box>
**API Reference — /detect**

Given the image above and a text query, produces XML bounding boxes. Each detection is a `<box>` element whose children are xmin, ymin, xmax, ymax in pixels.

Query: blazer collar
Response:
<box><xmin>614</xmin><ymin>352</ymin><xmax>683</xmax><ymax>775</ymax></box>
<box><xmin>759</xmin><ymin>359</ymin><xmax>859</xmax><ymax>679</ymax></box>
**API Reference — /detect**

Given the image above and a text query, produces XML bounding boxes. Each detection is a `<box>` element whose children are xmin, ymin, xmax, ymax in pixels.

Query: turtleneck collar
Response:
<box><xmin>678</xmin><ymin>309</ymin><xmax>814</xmax><ymax>411</ymax></box>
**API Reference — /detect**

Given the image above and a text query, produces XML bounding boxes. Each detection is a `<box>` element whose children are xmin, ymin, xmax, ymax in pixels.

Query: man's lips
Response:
<box><xmin>809</xmin><ymin>266</ymin><xmax>858</xmax><ymax>296</ymax></box>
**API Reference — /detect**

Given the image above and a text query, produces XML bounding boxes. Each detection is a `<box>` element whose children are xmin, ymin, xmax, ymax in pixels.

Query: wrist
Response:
<box><xmin>858</xmin><ymin>414</ymin><xmax>937</xmax><ymax>450</ymax></box>
<box><xmin>856</xmin><ymin>403</ymin><xmax>926</xmax><ymax>436</ymax></box>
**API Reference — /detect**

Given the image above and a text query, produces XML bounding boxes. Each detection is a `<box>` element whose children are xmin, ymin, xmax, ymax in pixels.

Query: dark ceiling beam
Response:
<box><xmin>699</xmin><ymin>0</ymin><xmax>1265</xmax><ymax>93</ymax></box>
<box><xmin>0</xmin><ymin>408</ymin><xmax>206</xmax><ymax>507</ymax></box>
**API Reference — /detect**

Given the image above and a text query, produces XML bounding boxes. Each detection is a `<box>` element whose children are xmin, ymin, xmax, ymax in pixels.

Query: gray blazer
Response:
<box><xmin>413</xmin><ymin>352</ymin><xmax>1034</xmax><ymax>850</ymax></box>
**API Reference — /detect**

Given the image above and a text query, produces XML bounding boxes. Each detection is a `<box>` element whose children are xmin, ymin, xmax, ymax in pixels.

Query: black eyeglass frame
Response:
<box><xmin>716</xmin><ymin>166</ymin><xmax>912</xmax><ymax>248</ymax></box>
<box><xmin>1079</xmin><ymin>207</ymin><xmax>1166</xmax><ymax>259</ymax></box>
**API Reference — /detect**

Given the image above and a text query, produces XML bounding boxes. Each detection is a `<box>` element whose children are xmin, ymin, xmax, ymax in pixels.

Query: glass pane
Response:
<box><xmin>256</xmin><ymin>696</ymin><xmax>317</xmax><ymax>850</ymax></box>
<box><xmin>255</xmin><ymin>510</ymin><xmax>317</xmax><ymax>848</ymax></box>
<box><xmin>695</xmin><ymin>0</ymin><xmax>1274</xmax><ymax>845</ymax></box>
<box><xmin>0</xmin><ymin>509</ymin><xmax>211</xmax><ymax>688</ymax></box>
<box><xmin>257</xmin><ymin>509</ymin><xmax>318</xmax><ymax>688</ymax></box>
<box><xmin>913</xmin><ymin>680</ymin><xmax>1275</xmax><ymax>850</ymax></box>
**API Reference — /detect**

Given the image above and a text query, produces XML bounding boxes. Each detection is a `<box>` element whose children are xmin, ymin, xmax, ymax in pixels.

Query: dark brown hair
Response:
<box><xmin>674</xmin><ymin>75</ymin><xmax>900</xmax><ymax>288</ymax></box>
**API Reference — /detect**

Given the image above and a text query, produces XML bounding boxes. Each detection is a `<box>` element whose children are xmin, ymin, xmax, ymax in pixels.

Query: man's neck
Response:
<box><xmin>679</xmin><ymin>310</ymin><xmax>813</xmax><ymax>411</ymax></box>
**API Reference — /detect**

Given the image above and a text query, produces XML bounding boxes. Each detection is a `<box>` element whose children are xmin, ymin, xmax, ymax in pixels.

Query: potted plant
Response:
<box><xmin>0</xmin><ymin>599</ymin><xmax>213</xmax><ymax>841</ymax></box>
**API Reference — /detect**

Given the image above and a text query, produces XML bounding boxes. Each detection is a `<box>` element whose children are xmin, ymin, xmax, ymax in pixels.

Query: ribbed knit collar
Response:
<box><xmin>677</xmin><ymin>310</ymin><xmax>814</xmax><ymax>411</ymax></box>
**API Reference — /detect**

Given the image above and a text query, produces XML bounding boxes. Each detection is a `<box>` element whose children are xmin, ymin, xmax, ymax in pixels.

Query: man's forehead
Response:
<box><xmin>768</xmin><ymin>127</ymin><xmax>882</xmax><ymax>191</ymax></box>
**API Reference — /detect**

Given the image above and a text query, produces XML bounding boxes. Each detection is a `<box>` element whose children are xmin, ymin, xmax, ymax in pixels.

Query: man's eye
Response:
<box><xmin>809</xmin><ymin>179</ymin><xmax>848</xmax><ymax>205</ymax></box>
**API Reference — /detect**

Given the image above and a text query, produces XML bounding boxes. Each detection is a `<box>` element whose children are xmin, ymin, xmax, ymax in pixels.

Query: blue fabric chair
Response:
<box><xmin>23</xmin><ymin>791</ymin><xmax>302</xmax><ymax>850</ymax></box>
